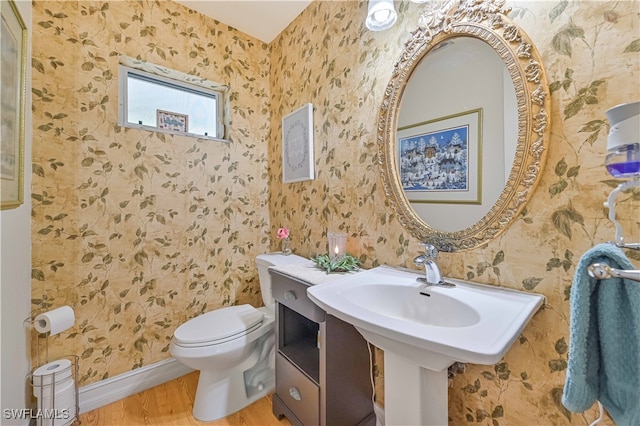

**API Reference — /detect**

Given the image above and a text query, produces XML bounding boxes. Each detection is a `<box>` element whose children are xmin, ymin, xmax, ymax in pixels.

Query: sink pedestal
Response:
<box><xmin>306</xmin><ymin>266</ymin><xmax>546</xmax><ymax>426</ymax></box>
<box><xmin>385</xmin><ymin>351</ymin><xmax>449</xmax><ymax>426</ymax></box>
<box><xmin>355</xmin><ymin>327</ymin><xmax>453</xmax><ymax>426</ymax></box>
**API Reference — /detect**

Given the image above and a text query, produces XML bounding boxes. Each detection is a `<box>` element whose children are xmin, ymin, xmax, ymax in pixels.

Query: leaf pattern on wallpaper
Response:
<box><xmin>549</xmin><ymin>0</ymin><xmax>569</xmax><ymax>23</ymax></box>
<box><xmin>624</xmin><ymin>39</ymin><xmax>640</xmax><ymax>52</ymax></box>
<box><xmin>549</xmin><ymin>157</ymin><xmax>580</xmax><ymax>197</ymax></box>
<box><xmin>551</xmin><ymin>21</ymin><xmax>585</xmax><ymax>57</ymax></box>
<box><xmin>549</xmin><ymin>337</ymin><xmax>569</xmax><ymax>373</ymax></box>
<box><xmin>522</xmin><ymin>277</ymin><xmax>542</xmax><ymax>290</ymax></box>
<box><xmin>549</xmin><ymin>68</ymin><xmax>573</xmax><ymax>94</ymax></box>
<box><xmin>552</xmin><ymin>205</ymin><xmax>585</xmax><ymax>240</ymax></box>
<box><xmin>563</xmin><ymin>79</ymin><xmax>606</xmax><ymax>120</ymax></box>
<box><xmin>30</xmin><ymin>0</ymin><xmax>638</xmax><ymax>424</ymax></box>
<box><xmin>465</xmin><ymin>250</ymin><xmax>504</xmax><ymax>281</ymax></box>
<box><xmin>578</xmin><ymin>119</ymin><xmax>607</xmax><ymax>147</ymax></box>
<box><xmin>546</xmin><ymin>249</ymin><xmax>574</xmax><ymax>273</ymax></box>
<box><xmin>460</xmin><ymin>361</ymin><xmax>535</xmax><ymax>425</ymax></box>
<box><xmin>31</xmin><ymin>0</ymin><xmax>271</xmax><ymax>380</ymax></box>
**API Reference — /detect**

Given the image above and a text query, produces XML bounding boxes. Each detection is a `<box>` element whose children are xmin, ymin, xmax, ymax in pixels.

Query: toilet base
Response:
<box><xmin>192</xmin><ymin>334</ymin><xmax>275</xmax><ymax>422</ymax></box>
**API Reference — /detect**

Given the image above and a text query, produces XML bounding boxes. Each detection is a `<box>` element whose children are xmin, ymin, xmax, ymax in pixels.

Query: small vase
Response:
<box><xmin>281</xmin><ymin>238</ymin><xmax>292</xmax><ymax>255</ymax></box>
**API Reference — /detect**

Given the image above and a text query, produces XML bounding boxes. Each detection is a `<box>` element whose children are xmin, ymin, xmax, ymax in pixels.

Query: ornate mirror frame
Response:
<box><xmin>377</xmin><ymin>0</ymin><xmax>550</xmax><ymax>252</ymax></box>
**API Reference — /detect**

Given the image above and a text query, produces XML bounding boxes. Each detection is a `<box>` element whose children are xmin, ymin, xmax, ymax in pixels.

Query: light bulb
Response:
<box><xmin>373</xmin><ymin>9</ymin><xmax>391</xmax><ymax>23</ymax></box>
<box><xmin>365</xmin><ymin>0</ymin><xmax>397</xmax><ymax>31</ymax></box>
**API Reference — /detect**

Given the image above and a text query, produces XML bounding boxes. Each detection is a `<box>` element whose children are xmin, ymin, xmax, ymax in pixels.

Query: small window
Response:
<box><xmin>118</xmin><ymin>61</ymin><xmax>228</xmax><ymax>140</ymax></box>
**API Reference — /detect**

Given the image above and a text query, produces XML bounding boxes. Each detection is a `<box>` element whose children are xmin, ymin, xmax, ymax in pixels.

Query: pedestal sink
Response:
<box><xmin>307</xmin><ymin>265</ymin><xmax>544</xmax><ymax>426</ymax></box>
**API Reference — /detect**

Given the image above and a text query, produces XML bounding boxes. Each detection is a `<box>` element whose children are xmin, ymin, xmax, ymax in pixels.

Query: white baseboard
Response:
<box><xmin>78</xmin><ymin>358</ymin><xmax>193</xmax><ymax>414</ymax></box>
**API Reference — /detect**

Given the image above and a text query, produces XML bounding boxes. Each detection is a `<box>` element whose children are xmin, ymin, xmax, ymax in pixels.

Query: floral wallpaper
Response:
<box><xmin>267</xmin><ymin>1</ymin><xmax>638</xmax><ymax>425</ymax></box>
<box><xmin>31</xmin><ymin>0</ymin><xmax>272</xmax><ymax>382</ymax></box>
<box><xmin>31</xmin><ymin>0</ymin><xmax>639</xmax><ymax>424</ymax></box>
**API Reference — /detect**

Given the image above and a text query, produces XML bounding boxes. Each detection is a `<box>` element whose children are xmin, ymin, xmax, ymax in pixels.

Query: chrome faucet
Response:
<box><xmin>414</xmin><ymin>243</ymin><xmax>449</xmax><ymax>286</ymax></box>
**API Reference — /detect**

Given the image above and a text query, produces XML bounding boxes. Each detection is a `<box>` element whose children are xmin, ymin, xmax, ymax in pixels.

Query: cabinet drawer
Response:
<box><xmin>271</xmin><ymin>270</ymin><xmax>325</xmax><ymax>323</ymax></box>
<box><xmin>276</xmin><ymin>353</ymin><xmax>319</xmax><ymax>426</ymax></box>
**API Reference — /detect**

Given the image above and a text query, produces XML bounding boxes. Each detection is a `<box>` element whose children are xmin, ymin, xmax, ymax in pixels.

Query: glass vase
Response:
<box><xmin>328</xmin><ymin>232</ymin><xmax>347</xmax><ymax>261</ymax></box>
<box><xmin>281</xmin><ymin>238</ymin><xmax>292</xmax><ymax>255</ymax></box>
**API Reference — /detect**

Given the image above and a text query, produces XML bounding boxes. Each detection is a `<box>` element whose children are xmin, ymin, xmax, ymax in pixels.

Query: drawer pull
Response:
<box><xmin>289</xmin><ymin>386</ymin><xmax>302</xmax><ymax>401</ymax></box>
<box><xmin>284</xmin><ymin>290</ymin><xmax>297</xmax><ymax>301</ymax></box>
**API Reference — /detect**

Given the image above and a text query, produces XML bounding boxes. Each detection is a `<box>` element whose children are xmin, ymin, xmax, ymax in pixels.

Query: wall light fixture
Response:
<box><xmin>365</xmin><ymin>0</ymin><xmax>398</xmax><ymax>31</ymax></box>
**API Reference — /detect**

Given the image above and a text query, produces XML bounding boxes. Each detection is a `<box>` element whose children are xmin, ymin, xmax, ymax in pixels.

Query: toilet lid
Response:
<box><xmin>173</xmin><ymin>304</ymin><xmax>264</xmax><ymax>345</ymax></box>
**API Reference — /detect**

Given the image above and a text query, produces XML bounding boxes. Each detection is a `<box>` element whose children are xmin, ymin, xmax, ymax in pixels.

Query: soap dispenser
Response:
<box><xmin>604</xmin><ymin>101</ymin><xmax>640</xmax><ymax>178</ymax></box>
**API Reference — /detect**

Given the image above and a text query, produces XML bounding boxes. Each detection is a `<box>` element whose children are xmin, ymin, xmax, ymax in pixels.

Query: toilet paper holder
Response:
<box><xmin>25</xmin><ymin>315</ymin><xmax>80</xmax><ymax>426</ymax></box>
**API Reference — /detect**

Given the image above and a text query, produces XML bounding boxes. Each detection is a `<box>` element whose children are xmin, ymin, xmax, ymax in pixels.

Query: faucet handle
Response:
<box><xmin>414</xmin><ymin>254</ymin><xmax>427</xmax><ymax>267</ymax></box>
<box><xmin>421</xmin><ymin>243</ymin><xmax>438</xmax><ymax>259</ymax></box>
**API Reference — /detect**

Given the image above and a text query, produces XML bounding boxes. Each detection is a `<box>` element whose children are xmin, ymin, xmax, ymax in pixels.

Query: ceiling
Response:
<box><xmin>175</xmin><ymin>0</ymin><xmax>313</xmax><ymax>43</ymax></box>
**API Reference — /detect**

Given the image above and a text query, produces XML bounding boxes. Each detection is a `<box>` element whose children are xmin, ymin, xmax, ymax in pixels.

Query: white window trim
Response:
<box><xmin>118</xmin><ymin>56</ymin><xmax>230</xmax><ymax>142</ymax></box>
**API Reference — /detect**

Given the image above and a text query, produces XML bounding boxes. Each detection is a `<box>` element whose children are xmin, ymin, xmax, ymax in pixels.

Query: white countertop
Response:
<box><xmin>270</xmin><ymin>263</ymin><xmax>362</xmax><ymax>286</ymax></box>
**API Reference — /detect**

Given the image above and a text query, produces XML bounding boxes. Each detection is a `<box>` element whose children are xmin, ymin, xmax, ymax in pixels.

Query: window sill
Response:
<box><xmin>120</xmin><ymin>122</ymin><xmax>230</xmax><ymax>143</ymax></box>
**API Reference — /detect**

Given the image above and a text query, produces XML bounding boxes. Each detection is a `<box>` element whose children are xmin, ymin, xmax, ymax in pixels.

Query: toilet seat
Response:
<box><xmin>173</xmin><ymin>304</ymin><xmax>265</xmax><ymax>347</ymax></box>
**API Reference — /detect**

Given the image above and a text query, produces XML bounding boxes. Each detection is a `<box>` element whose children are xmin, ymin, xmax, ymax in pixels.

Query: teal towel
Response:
<box><xmin>562</xmin><ymin>243</ymin><xmax>640</xmax><ymax>424</ymax></box>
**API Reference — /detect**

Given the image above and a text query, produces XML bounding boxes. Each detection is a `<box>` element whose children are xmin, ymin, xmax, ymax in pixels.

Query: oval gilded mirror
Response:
<box><xmin>377</xmin><ymin>0</ymin><xmax>550</xmax><ymax>252</ymax></box>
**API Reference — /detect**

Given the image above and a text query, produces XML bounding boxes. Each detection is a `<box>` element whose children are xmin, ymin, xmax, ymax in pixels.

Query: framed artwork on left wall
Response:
<box><xmin>1</xmin><ymin>0</ymin><xmax>27</xmax><ymax>210</ymax></box>
<box><xmin>282</xmin><ymin>103</ymin><xmax>314</xmax><ymax>183</ymax></box>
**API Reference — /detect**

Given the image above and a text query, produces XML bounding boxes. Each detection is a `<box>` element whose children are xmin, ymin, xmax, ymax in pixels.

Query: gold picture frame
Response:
<box><xmin>397</xmin><ymin>109</ymin><xmax>483</xmax><ymax>204</ymax></box>
<box><xmin>1</xmin><ymin>0</ymin><xmax>27</xmax><ymax>210</ymax></box>
<box><xmin>376</xmin><ymin>0</ymin><xmax>550</xmax><ymax>251</ymax></box>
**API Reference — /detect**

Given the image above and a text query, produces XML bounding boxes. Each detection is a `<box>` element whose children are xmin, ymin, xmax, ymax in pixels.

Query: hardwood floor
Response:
<box><xmin>80</xmin><ymin>371</ymin><xmax>292</xmax><ymax>426</ymax></box>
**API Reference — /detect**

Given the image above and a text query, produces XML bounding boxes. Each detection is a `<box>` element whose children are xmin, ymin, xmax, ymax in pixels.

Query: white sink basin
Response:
<box><xmin>307</xmin><ymin>265</ymin><xmax>544</xmax><ymax>426</ymax></box>
<box><xmin>342</xmin><ymin>283</ymin><xmax>481</xmax><ymax>328</ymax></box>
<box><xmin>308</xmin><ymin>265</ymin><xmax>544</xmax><ymax>368</ymax></box>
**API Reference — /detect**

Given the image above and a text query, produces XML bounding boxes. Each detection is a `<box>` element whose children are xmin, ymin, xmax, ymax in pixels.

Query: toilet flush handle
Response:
<box><xmin>284</xmin><ymin>291</ymin><xmax>297</xmax><ymax>301</ymax></box>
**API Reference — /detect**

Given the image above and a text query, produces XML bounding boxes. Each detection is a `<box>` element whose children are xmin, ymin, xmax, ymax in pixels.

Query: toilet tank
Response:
<box><xmin>256</xmin><ymin>253</ymin><xmax>310</xmax><ymax>306</ymax></box>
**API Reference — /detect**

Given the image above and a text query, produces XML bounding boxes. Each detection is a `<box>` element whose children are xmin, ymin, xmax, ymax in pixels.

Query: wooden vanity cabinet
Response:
<box><xmin>270</xmin><ymin>269</ymin><xmax>375</xmax><ymax>426</ymax></box>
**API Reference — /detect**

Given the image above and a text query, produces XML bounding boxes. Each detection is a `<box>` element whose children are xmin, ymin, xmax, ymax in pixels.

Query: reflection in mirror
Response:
<box><xmin>377</xmin><ymin>0</ymin><xmax>550</xmax><ymax>251</ymax></box>
<box><xmin>397</xmin><ymin>37</ymin><xmax>518</xmax><ymax>232</ymax></box>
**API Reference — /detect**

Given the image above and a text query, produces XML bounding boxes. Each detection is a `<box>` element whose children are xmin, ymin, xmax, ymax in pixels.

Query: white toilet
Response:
<box><xmin>170</xmin><ymin>252</ymin><xmax>310</xmax><ymax>422</ymax></box>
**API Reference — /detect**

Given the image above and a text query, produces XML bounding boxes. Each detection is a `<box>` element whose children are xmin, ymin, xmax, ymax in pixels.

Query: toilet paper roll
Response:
<box><xmin>32</xmin><ymin>359</ymin><xmax>73</xmax><ymax>392</ymax></box>
<box><xmin>34</xmin><ymin>306</ymin><xmax>75</xmax><ymax>336</ymax></box>
<box><xmin>36</xmin><ymin>378</ymin><xmax>76</xmax><ymax>426</ymax></box>
<box><xmin>37</xmin><ymin>378</ymin><xmax>75</xmax><ymax>407</ymax></box>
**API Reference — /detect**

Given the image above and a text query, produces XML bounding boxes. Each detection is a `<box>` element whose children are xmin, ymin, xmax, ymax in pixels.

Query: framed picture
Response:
<box><xmin>1</xmin><ymin>0</ymin><xmax>26</xmax><ymax>210</ymax></box>
<box><xmin>397</xmin><ymin>108</ymin><xmax>482</xmax><ymax>204</ymax></box>
<box><xmin>157</xmin><ymin>109</ymin><xmax>188</xmax><ymax>133</ymax></box>
<box><xmin>282</xmin><ymin>103</ymin><xmax>314</xmax><ymax>183</ymax></box>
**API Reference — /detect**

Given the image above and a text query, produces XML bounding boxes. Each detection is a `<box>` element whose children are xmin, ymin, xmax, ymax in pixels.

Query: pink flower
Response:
<box><xmin>277</xmin><ymin>227</ymin><xmax>290</xmax><ymax>239</ymax></box>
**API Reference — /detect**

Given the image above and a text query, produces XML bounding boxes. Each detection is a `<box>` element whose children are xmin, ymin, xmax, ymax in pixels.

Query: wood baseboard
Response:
<box><xmin>78</xmin><ymin>358</ymin><xmax>193</xmax><ymax>414</ymax></box>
